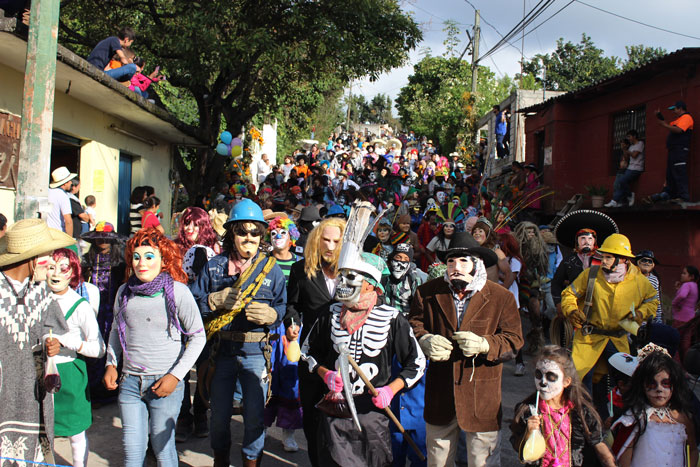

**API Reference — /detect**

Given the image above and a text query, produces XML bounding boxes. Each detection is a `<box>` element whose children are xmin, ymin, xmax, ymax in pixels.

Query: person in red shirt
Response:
<box><xmin>141</xmin><ymin>196</ymin><xmax>165</xmax><ymax>234</ymax></box>
<box><xmin>417</xmin><ymin>211</ymin><xmax>438</xmax><ymax>270</ymax></box>
<box><xmin>644</xmin><ymin>100</ymin><xmax>694</xmax><ymax>204</ymax></box>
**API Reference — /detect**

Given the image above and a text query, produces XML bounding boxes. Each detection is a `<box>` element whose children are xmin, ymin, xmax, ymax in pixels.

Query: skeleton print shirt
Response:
<box><xmin>307</xmin><ymin>302</ymin><xmax>425</xmax><ymax>409</ymax></box>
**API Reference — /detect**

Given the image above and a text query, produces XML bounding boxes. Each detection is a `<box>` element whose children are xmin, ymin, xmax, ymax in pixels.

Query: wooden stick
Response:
<box><xmin>346</xmin><ymin>354</ymin><xmax>426</xmax><ymax>462</ymax></box>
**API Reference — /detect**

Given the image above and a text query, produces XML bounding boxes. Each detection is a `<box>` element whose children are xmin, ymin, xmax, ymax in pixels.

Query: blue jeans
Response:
<box><xmin>105</xmin><ymin>63</ymin><xmax>137</xmax><ymax>82</ymax></box>
<box><xmin>118</xmin><ymin>373</ymin><xmax>184</xmax><ymax>467</ymax></box>
<box><xmin>133</xmin><ymin>87</ymin><xmax>149</xmax><ymax>99</ymax></box>
<box><xmin>612</xmin><ymin>169</ymin><xmax>642</xmax><ymax>202</ymax></box>
<box><xmin>209</xmin><ymin>342</ymin><xmax>268</xmax><ymax>460</ymax></box>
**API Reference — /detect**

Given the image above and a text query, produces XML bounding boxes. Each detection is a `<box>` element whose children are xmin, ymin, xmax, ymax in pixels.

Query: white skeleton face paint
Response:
<box><xmin>46</xmin><ymin>257</ymin><xmax>72</xmax><ymax>294</ymax></box>
<box><xmin>390</xmin><ymin>260</ymin><xmax>410</xmax><ymax>280</ymax></box>
<box><xmin>645</xmin><ymin>370</ymin><xmax>672</xmax><ymax>409</ymax></box>
<box><xmin>335</xmin><ymin>269</ymin><xmax>365</xmax><ymax>306</ymax></box>
<box><xmin>446</xmin><ymin>256</ymin><xmax>475</xmax><ymax>290</ymax></box>
<box><xmin>270</xmin><ymin>229</ymin><xmax>290</xmax><ymax>251</ymax></box>
<box><xmin>534</xmin><ymin>359</ymin><xmax>565</xmax><ymax>401</ymax></box>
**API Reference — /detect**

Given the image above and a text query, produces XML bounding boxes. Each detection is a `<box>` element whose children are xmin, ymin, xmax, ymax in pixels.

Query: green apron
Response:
<box><xmin>54</xmin><ymin>298</ymin><xmax>93</xmax><ymax>437</ymax></box>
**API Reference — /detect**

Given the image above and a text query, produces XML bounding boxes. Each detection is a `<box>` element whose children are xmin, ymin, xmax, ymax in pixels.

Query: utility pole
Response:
<box><xmin>346</xmin><ymin>81</ymin><xmax>352</xmax><ymax>132</ymax></box>
<box><xmin>520</xmin><ymin>0</ymin><xmax>525</xmax><ymax>87</ymax></box>
<box><xmin>470</xmin><ymin>10</ymin><xmax>480</xmax><ymax>97</ymax></box>
<box><xmin>15</xmin><ymin>0</ymin><xmax>61</xmax><ymax>221</ymax></box>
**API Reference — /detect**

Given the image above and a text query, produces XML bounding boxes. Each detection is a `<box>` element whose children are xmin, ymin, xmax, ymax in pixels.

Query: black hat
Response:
<box><xmin>634</xmin><ymin>249</ymin><xmax>660</xmax><ymax>265</ymax></box>
<box><xmin>389</xmin><ymin>243</ymin><xmax>414</xmax><ymax>262</ymax></box>
<box><xmin>554</xmin><ymin>209</ymin><xmax>618</xmax><ymax>250</ymax></box>
<box><xmin>299</xmin><ymin>206</ymin><xmax>321</xmax><ymax>222</ymax></box>
<box><xmin>437</xmin><ymin>232</ymin><xmax>498</xmax><ymax>268</ymax></box>
<box><xmin>668</xmin><ymin>100</ymin><xmax>687</xmax><ymax>110</ymax></box>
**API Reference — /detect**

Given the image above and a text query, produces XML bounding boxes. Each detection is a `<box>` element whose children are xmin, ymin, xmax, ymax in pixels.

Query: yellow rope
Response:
<box><xmin>205</xmin><ymin>255</ymin><xmax>277</xmax><ymax>339</ymax></box>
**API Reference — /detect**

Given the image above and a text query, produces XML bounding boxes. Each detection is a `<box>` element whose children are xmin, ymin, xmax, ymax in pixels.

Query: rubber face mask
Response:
<box><xmin>46</xmin><ymin>257</ymin><xmax>72</xmax><ymax>293</ymax></box>
<box><xmin>33</xmin><ymin>255</ymin><xmax>52</xmax><ymax>282</ymax></box>
<box><xmin>369</xmin><ymin>172</ymin><xmax>377</xmax><ymax>182</ymax></box>
<box><xmin>132</xmin><ymin>246</ymin><xmax>162</xmax><ymax>283</ymax></box>
<box><xmin>446</xmin><ymin>256</ymin><xmax>476</xmax><ymax>290</ymax></box>
<box><xmin>233</xmin><ymin>222</ymin><xmax>262</xmax><ymax>259</ymax></box>
<box><xmin>390</xmin><ymin>260</ymin><xmax>410</xmax><ymax>280</ymax></box>
<box><xmin>184</xmin><ymin>222</ymin><xmax>200</xmax><ymax>242</ymax></box>
<box><xmin>534</xmin><ymin>359</ymin><xmax>565</xmax><ymax>401</ymax></box>
<box><xmin>436</xmin><ymin>192</ymin><xmax>446</xmax><ymax>204</ymax></box>
<box><xmin>295</xmin><ymin>192</ymin><xmax>303</xmax><ymax>200</ymax></box>
<box><xmin>338</xmin><ymin>196</ymin><xmax>346</xmax><ymax>206</ymax></box>
<box><xmin>577</xmin><ymin>234</ymin><xmax>595</xmax><ymax>254</ymax></box>
<box><xmin>270</xmin><ymin>228</ymin><xmax>290</xmax><ymax>251</ymax></box>
<box><xmin>335</xmin><ymin>269</ymin><xmax>364</xmax><ymax>306</ymax></box>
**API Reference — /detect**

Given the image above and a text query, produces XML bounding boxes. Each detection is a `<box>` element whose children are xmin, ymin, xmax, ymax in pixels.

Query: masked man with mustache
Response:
<box><xmin>191</xmin><ymin>199</ymin><xmax>287</xmax><ymax>467</ymax></box>
<box><xmin>409</xmin><ymin>232</ymin><xmax>523</xmax><ymax>467</ymax></box>
<box><xmin>306</xmin><ymin>202</ymin><xmax>425</xmax><ymax>467</ymax></box>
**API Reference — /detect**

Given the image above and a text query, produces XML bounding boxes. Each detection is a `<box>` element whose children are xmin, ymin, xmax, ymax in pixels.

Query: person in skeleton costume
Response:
<box><xmin>409</xmin><ymin>231</ymin><xmax>523</xmax><ymax>467</ymax></box>
<box><xmin>514</xmin><ymin>221</ymin><xmax>549</xmax><ymax>354</ymax></box>
<box><xmin>0</xmin><ymin>219</ymin><xmax>72</xmax><ymax>466</ymax></box>
<box><xmin>48</xmin><ymin>248</ymin><xmax>106</xmax><ymax>467</ymax></box>
<box><xmin>306</xmin><ymin>202</ymin><xmax>426</xmax><ymax>467</ymax></box>
<box><xmin>510</xmin><ymin>345</ymin><xmax>615</xmax><ymax>466</ymax></box>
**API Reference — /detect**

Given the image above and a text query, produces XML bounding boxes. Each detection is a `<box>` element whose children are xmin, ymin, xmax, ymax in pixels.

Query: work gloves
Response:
<box><xmin>246</xmin><ymin>301</ymin><xmax>278</xmax><ymax>325</ymax></box>
<box><xmin>419</xmin><ymin>334</ymin><xmax>453</xmax><ymax>362</ymax></box>
<box><xmin>452</xmin><ymin>331</ymin><xmax>490</xmax><ymax>357</ymax></box>
<box><xmin>207</xmin><ymin>287</ymin><xmax>241</xmax><ymax>312</ymax></box>
<box><xmin>372</xmin><ymin>385</ymin><xmax>395</xmax><ymax>409</ymax></box>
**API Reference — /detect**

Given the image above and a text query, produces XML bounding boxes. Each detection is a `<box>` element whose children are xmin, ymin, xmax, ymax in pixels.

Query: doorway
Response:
<box><xmin>117</xmin><ymin>153</ymin><xmax>132</xmax><ymax>235</ymax></box>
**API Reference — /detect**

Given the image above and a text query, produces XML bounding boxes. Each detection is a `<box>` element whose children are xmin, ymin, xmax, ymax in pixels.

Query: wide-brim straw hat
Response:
<box><xmin>210</xmin><ymin>212</ymin><xmax>229</xmax><ymax>237</ymax></box>
<box><xmin>0</xmin><ymin>218</ymin><xmax>75</xmax><ymax>267</ymax></box>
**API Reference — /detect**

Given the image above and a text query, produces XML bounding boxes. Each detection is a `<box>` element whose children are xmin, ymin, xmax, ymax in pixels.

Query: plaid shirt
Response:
<box><xmin>190</xmin><ymin>252</ymin><xmax>287</xmax><ymax>333</ymax></box>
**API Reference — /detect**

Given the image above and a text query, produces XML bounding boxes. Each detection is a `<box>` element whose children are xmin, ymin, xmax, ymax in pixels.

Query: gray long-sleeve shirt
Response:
<box><xmin>106</xmin><ymin>281</ymin><xmax>205</xmax><ymax>380</ymax></box>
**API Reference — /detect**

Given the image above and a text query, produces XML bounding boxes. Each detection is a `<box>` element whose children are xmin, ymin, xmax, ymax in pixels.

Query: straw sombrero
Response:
<box><xmin>0</xmin><ymin>219</ymin><xmax>76</xmax><ymax>267</ymax></box>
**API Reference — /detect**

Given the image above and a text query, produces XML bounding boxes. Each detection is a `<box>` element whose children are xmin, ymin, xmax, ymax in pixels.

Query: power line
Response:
<box><xmin>574</xmin><ymin>0</ymin><xmax>700</xmax><ymax>42</ymax></box>
<box><xmin>521</xmin><ymin>0</ymin><xmax>575</xmax><ymax>40</ymax></box>
<box><xmin>463</xmin><ymin>0</ymin><xmax>533</xmax><ymax>61</ymax></box>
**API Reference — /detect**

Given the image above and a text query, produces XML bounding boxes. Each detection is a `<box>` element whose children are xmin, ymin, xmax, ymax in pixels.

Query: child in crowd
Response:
<box><xmin>141</xmin><ymin>196</ymin><xmax>164</xmax><ymax>234</ymax></box>
<box><xmin>672</xmin><ymin>265</ymin><xmax>699</xmax><ymax>327</ymax></box>
<box><xmin>510</xmin><ymin>345</ymin><xmax>616</xmax><ymax>466</ymax></box>
<box><xmin>84</xmin><ymin>195</ymin><xmax>97</xmax><ymax>229</ymax></box>
<box><xmin>611</xmin><ymin>343</ymin><xmax>698</xmax><ymax>467</ymax></box>
<box><xmin>129</xmin><ymin>56</ymin><xmax>165</xmax><ymax>99</ymax></box>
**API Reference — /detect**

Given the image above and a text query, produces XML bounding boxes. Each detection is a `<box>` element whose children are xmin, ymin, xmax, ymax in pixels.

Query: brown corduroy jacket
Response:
<box><xmin>408</xmin><ymin>278</ymin><xmax>523</xmax><ymax>432</ymax></box>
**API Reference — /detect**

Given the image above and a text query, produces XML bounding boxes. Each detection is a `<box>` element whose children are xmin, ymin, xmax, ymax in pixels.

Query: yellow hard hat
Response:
<box><xmin>597</xmin><ymin>233</ymin><xmax>635</xmax><ymax>258</ymax></box>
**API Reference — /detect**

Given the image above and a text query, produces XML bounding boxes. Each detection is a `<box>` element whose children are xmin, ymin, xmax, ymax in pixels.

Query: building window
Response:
<box><xmin>611</xmin><ymin>106</ymin><xmax>645</xmax><ymax>174</ymax></box>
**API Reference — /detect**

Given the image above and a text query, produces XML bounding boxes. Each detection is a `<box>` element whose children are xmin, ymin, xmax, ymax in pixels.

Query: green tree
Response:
<box><xmin>521</xmin><ymin>34</ymin><xmax>620</xmax><ymax>91</ymax></box>
<box><xmin>59</xmin><ymin>0</ymin><xmax>421</xmax><ymax>201</ymax></box>
<box><xmin>623</xmin><ymin>44</ymin><xmax>667</xmax><ymax>71</ymax></box>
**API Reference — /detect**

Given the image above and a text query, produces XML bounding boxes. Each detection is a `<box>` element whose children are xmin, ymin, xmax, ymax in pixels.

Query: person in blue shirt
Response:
<box><xmin>493</xmin><ymin>105</ymin><xmax>508</xmax><ymax>159</ymax></box>
<box><xmin>86</xmin><ymin>27</ymin><xmax>138</xmax><ymax>82</ymax></box>
<box><xmin>191</xmin><ymin>199</ymin><xmax>287</xmax><ymax>467</ymax></box>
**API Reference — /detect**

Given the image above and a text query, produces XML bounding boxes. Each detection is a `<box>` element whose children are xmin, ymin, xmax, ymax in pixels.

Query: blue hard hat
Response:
<box><xmin>325</xmin><ymin>204</ymin><xmax>346</xmax><ymax>218</ymax></box>
<box><xmin>225</xmin><ymin>199</ymin><xmax>267</xmax><ymax>227</ymax></box>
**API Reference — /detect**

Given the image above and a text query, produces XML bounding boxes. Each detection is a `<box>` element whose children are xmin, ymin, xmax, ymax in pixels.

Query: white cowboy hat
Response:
<box><xmin>49</xmin><ymin>166</ymin><xmax>78</xmax><ymax>189</ymax></box>
<box><xmin>0</xmin><ymin>219</ymin><xmax>75</xmax><ymax>267</ymax></box>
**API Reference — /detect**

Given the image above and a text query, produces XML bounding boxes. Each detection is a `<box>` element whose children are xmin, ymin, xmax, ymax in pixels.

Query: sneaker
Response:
<box><xmin>603</xmin><ymin>200</ymin><xmax>619</xmax><ymax>208</ymax></box>
<box><xmin>283</xmin><ymin>430</ymin><xmax>299</xmax><ymax>452</ymax></box>
<box><xmin>514</xmin><ymin>363</ymin><xmax>525</xmax><ymax>377</ymax></box>
<box><xmin>194</xmin><ymin>418</ymin><xmax>209</xmax><ymax>438</ymax></box>
<box><xmin>175</xmin><ymin>419</ymin><xmax>192</xmax><ymax>443</ymax></box>
<box><xmin>627</xmin><ymin>192</ymin><xmax>635</xmax><ymax>206</ymax></box>
<box><xmin>641</xmin><ymin>196</ymin><xmax>653</xmax><ymax>206</ymax></box>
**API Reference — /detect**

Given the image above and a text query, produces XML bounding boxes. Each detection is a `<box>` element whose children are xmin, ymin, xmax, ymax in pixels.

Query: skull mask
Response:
<box><xmin>335</xmin><ymin>269</ymin><xmax>365</xmax><ymax>306</ymax></box>
<box><xmin>338</xmin><ymin>195</ymin><xmax>346</xmax><ymax>206</ymax></box>
<box><xmin>390</xmin><ymin>260</ymin><xmax>410</xmax><ymax>280</ymax></box>
<box><xmin>534</xmin><ymin>359</ymin><xmax>565</xmax><ymax>401</ymax></box>
<box><xmin>369</xmin><ymin>172</ymin><xmax>377</xmax><ymax>182</ymax></box>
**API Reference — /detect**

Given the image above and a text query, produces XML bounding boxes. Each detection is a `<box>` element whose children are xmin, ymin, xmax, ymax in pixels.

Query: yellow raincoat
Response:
<box><xmin>561</xmin><ymin>263</ymin><xmax>658</xmax><ymax>379</ymax></box>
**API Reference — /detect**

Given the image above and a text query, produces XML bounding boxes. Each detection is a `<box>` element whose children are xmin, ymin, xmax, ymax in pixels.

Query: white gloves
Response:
<box><xmin>246</xmin><ymin>301</ymin><xmax>278</xmax><ymax>325</ymax></box>
<box><xmin>419</xmin><ymin>334</ymin><xmax>453</xmax><ymax>362</ymax></box>
<box><xmin>452</xmin><ymin>331</ymin><xmax>489</xmax><ymax>357</ymax></box>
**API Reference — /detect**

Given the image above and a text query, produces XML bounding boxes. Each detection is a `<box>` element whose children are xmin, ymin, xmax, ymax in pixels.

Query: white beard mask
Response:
<box><xmin>534</xmin><ymin>359</ymin><xmax>565</xmax><ymax>401</ymax></box>
<box><xmin>390</xmin><ymin>260</ymin><xmax>410</xmax><ymax>280</ymax></box>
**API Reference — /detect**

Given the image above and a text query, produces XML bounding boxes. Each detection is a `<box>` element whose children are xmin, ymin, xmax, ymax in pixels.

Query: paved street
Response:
<box><xmin>54</xmin><ymin>357</ymin><xmax>535</xmax><ymax>466</ymax></box>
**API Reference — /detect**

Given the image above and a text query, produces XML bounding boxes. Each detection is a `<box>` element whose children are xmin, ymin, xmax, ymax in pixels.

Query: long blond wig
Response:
<box><xmin>304</xmin><ymin>218</ymin><xmax>347</xmax><ymax>279</ymax></box>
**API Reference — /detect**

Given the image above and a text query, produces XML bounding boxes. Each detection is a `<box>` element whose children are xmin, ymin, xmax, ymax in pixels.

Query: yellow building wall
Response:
<box><xmin>0</xmin><ymin>61</ymin><xmax>174</xmax><ymax>234</ymax></box>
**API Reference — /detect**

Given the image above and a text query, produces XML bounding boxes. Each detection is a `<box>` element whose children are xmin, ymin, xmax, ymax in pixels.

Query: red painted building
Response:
<box><xmin>521</xmin><ymin>48</ymin><xmax>700</xmax><ymax>296</ymax></box>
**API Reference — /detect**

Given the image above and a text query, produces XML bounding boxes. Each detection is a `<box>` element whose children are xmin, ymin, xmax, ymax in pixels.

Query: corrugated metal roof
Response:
<box><xmin>519</xmin><ymin>47</ymin><xmax>700</xmax><ymax>113</ymax></box>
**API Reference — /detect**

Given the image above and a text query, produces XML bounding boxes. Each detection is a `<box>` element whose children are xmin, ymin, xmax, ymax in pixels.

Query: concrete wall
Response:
<box><xmin>0</xmin><ymin>61</ymin><xmax>174</xmax><ymax>233</ymax></box>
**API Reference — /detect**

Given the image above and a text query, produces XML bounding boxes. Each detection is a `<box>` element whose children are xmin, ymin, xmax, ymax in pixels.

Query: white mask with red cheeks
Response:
<box><xmin>46</xmin><ymin>257</ymin><xmax>73</xmax><ymax>293</ymax></box>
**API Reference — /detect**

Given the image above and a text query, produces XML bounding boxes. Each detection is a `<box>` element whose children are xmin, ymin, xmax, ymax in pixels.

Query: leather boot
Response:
<box><xmin>213</xmin><ymin>450</ymin><xmax>230</xmax><ymax>467</ymax></box>
<box><xmin>241</xmin><ymin>451</ymin><xmax>263</xmax><ymax>466</ymax></box>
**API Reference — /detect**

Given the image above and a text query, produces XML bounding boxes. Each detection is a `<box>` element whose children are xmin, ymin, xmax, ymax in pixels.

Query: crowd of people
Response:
<box><xmin>2</xmin><ymin>129</ymin><xmax>700</xmax><ymax>467</ymax></box>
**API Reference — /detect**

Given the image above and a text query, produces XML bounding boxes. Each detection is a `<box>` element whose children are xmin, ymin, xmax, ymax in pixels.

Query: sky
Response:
<box><xmin>355</xmin><ymin>0</ymin><xmax>700</xmax><ymax>108</ymax></box>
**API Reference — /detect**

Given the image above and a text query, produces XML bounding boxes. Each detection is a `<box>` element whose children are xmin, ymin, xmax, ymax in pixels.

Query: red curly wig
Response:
<box><xmin>498</xmin><ymin>232</ymin><xmax>523</xmax><ymax>264</ymax></box>
<box><xmin>51</xmin><ymin>248</ymin><xmax>82</xmax><ymax>289</ymax></box>
<box><xmin>126</xmin><ymin>228</ymin><xmax>187</xmax><ymax>283</ymax></box>
<box><xmin>175</xmin><ymin>207</ymin><xmax>218</xmax><ymax>254</ymax></box>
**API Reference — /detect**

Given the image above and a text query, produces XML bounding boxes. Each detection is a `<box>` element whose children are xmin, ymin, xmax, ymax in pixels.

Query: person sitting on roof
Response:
<box><xmin>86</xmin><ymin>27</ymin><xmax>138</xmax><ymax>82</ymax></box>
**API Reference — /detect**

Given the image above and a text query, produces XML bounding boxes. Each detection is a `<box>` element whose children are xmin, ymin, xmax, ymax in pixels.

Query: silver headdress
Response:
<box><xmin>337</xmin><ymin>201</ymin><xmax>385</xmax><ymax>283</ymax></box>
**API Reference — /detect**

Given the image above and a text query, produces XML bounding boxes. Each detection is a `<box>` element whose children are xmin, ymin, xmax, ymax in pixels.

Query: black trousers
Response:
<box><xmin>299</xmin><ymin>364</ymin><xmax>326</xmax><ymax>467</ymax></box>
<box><xmin>663</xmin><ymin>148</ymin><xmax>690</xmax><ymax>201</ymax></box>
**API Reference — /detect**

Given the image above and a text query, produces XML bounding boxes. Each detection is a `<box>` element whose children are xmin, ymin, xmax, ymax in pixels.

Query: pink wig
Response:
<box><xmin>176</xmin><ymin>207</ymin><xmax>218</xmax><ymax>253</ymax></box>
<box><xmin>52</xmin><ymin>248</ymin><xmax>82</xmax><ymax>289</ymax></box>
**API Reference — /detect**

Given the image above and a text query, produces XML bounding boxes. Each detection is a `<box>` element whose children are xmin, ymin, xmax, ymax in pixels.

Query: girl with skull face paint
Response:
<box><xmin>611</xmin><ymin>344</ymin><xmax>697</xmax><ymax>467</ymax></box>
<box><xmin>47</xmin><ymin>248</ymin><xmax>106</xmax><ymax>467</ymax></box>
<box><xmin>511</xmin><ymin>345</ymin><xmax>615</xmax><ymax>466</ymax></box>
